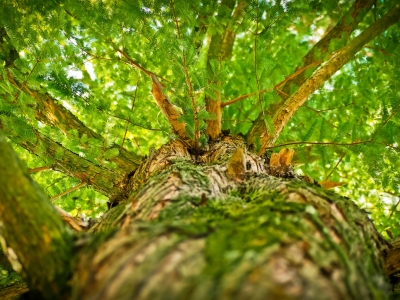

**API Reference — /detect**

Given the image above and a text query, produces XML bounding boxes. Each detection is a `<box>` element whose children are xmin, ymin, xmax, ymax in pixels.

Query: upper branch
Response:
<box><xmin>245</xmin><ymin>0</ymin><xmax>382</xmax><ymax>146</ymax></box>
<box><xmin>205</xmin><ymin>0</ymin><xmax>246</xmax><ymax>140</ymax></box>
<box><xmin>258</xmin><ymin>4</ymin><xmax>400</xmax><ymax>151</ymax></box>
<box><xmin>279</xmin><ymin>0</ymin><xmax>376</xmax><ymax>98</ymax></box>
<box><xmin>150</xmin><ymin>75</ymin><xmax>188</xmax><ymax>139</ymax></box>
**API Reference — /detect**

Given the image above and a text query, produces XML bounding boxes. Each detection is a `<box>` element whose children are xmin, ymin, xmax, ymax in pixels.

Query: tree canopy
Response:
<box><xmin>1</xmin><ymin>0</ymin><xmax>400</xmax><ymax>292</ymax></box>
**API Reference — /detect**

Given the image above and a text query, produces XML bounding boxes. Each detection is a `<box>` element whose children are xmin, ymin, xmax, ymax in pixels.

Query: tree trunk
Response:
<box><xmin>0</xmin><ymin>134</ymin><xmax>393</xmax><ymax>299</ymax></box>
<box><xmin>70</xmin><ymin>137</ymin><xmax>389</xmax><ymax>300</ymax></box>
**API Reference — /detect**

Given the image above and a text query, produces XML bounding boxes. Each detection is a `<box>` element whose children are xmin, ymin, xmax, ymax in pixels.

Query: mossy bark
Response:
<box><xmin>0</xmin><ymin>135</ymin><xmax>395</xmax><ymax>299</ymax></box>
<box><xmin>0</xmin><ymin>130</ymin><xmax>73</xmax><ymax>299</ymax></box>
<box><xmin>70</xmin><ymin>137</ymin><xmax>390</xmax><ymax>300</ymax></box>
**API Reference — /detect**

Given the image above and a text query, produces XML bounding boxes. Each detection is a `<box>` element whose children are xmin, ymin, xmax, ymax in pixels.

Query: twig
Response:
<box><xmin>221</xmin><ymin>87</ymin><xmax>273</xmax><ymax>107</ymax></box>
<box><xmin>132</xmin><ymin>136</ymin><xmax>142</xmax><ymax>155</ymax></box>
<box><xmin>265</xmin><ymin>139</ymin><xmax>372</xmax><ymax>149</ymax></box>
<box><xmin>274</xmin><ymin>61</ymin><xmax>323</xmax><ymax>91</ymax></box>
<box><xmin>96</xmin><ymin>107</ymin><xmax>162</xmax><ymax>131</ymax></box>
<box><xmin>12</xmin><ymin>60</ymin><xmax>40</xmax><ymax>103</ymax></box>
<box><xmin>378</xmin><ymin>102</ymin><xmax>400</xmax><ymax>130</ymax></box>
<box><xmin>54</xmin><ymin>205</ymin><xmax>88</xmax><ymax>231</ymax></box>
<box><xmin>50</xmin><ymin>182</ymin><xmax>86</xmax><ymax>201</ymax></box>
<box><xmin>304</xmin><ymin>102</ymin><xmax>355</xmax><ymax>113</ymax></box>
<box><xmin>120</xmin><ymin>79</ymin><xmax>140</xmax><ymax>150</ymax></box>
<box><xmin>221</xmin><ymin>61</ymin><xmax>322</xmax><ymax>108</ymax></box>
<box><xmin>325</xmin><ymin>152</ymin><xmax>346</xmax><ymax>181</ymax></box>
<box><xmin>364</xmin><ymin>46</ymin><xmax>392</xmax><ymax>56</ymax></box>
<box><xmin>389</xmin><ymin>196</ymin><xmax>400</xmax><ymax>219</ymax></box>
<box><xmin>28</xmin><ymin>166</ymin><xmax>52</xmax><ymax>174</ymax></box>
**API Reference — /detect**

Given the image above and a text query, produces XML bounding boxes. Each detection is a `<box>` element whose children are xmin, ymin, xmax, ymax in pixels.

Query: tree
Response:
<box><xmin>0</xmin><ymin>0</ymin><xmax>400</xmax><ymax>299</ymax></box>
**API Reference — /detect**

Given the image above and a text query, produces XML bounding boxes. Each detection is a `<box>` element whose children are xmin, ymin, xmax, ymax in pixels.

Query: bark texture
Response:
<box><xmin>70</xmin><ymin>137</ymin><xmax>389</xmax><ymax>300</ymax></box>
<box><xmin>0</xmin><ymin>130</ymin><xmax>73</xmax><ymax>299</ymax></box>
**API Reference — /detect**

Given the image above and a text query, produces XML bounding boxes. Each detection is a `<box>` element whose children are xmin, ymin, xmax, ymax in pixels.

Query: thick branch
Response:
<box><xmin>258</xmin><ymin>4</ymin><xmax>400</xmax><ymax>150</ymax></box>
<box><xmin>205</xmin><ymin>0</ymin><xmax>246</xmax><ymax>140</ymax></box>
<box><xmin>247</xmin><ymin>0</ymin><xmax>375</xmax><ymax>143</ymax></box>
<box><xmin>150</xmin><ymin>74</ymin><xmax>188</xmax><ymax>139</ymax></box>
<box><xmin>0</xmin><ymin>129</ymin><xmax>73</xmax><ymax>298</ymax></box>
<box><xmin>280</xmin><ymin>0</ymin><xmax>376</xmax><ymax>97</ymax></box>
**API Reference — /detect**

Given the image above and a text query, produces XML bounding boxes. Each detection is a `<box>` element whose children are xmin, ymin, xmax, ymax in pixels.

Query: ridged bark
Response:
<box><xmin>69</xmin><ymin>138</ymin><xmax>390</xmax><ymax>300</ymax></box>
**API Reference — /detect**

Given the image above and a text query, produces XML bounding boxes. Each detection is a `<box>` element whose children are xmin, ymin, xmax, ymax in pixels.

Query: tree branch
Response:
<box><xmin>258</xmin><ymin>4</ymin><xmax>400</xmax><ymax>152</ymax></box>
<box><xmin>50</xmin><ymin>182</ymin><xmax>86</xmax><ymax>201</ymax></box>
<box><xmin>205</xmin><ymin>0</ymin><xmax>246</xmax><ymax>140</ymax></box>
<box><xmin>170</xmin><ymin>0</ymin><xmax>199</xmax><ymax>149</ymax></box>
<box><xmin>279</xmin><ymin>0</ymin><xmax>376</xmax><ymax>97</ymax></box>
<box><xmin>0</xmin><ymin>129</ymin><xmax>73</xmax><ymax>298</ymax></box>
<box><xmin>265</xmin><ymin>139</ymin><xmax>371</xmax><ymax>150</ymax></box>
<box><xmin>150</xmin><ymin>75</ymin><xmax>188</xmax><ymax>139</ymax></box>
<box><xmin>121</xmin><ymin>79</ymin><xmax>140</xmax><ymax>150</ymax></box>
<box><xmin>29</xmin><ymin>165</ymin><xmax>52</xmax><ymax>173</ymax></box>
<box><xmin>325</xmin><ymin>152</ymin><xmax>346</xmax><ymax>181</ymax></box>
<box><xmin>246</xmin><ymin>0</ymin><xmax>376</xmax><ymax>144</ymax></box>
<box><xmin>0</xmin><ymin>113</ymin><xmax>123</xmax><ymax>196</ymax></box>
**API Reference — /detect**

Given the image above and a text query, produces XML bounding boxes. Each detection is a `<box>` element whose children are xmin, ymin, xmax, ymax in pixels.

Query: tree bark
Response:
<box><xmin>0</xmin><ymin>135</ymin><xmax>397</xmax><ymax>299</ymax></box>
<box><xmin>0</xmin><ymin>130</ymin><xmax>73</xmax><ymax>299</ymax></box>
<box><xmin>69</xmin><ymin>137</ymin><xmax>390</xmax><ymax>300</ymax></box>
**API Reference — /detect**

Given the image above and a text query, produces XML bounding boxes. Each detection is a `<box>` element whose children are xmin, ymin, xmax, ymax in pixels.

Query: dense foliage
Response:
<box><xmin>0</xmin><ymin>0</ymin><xmax>399</xmax><ymax>267</ymax></box>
